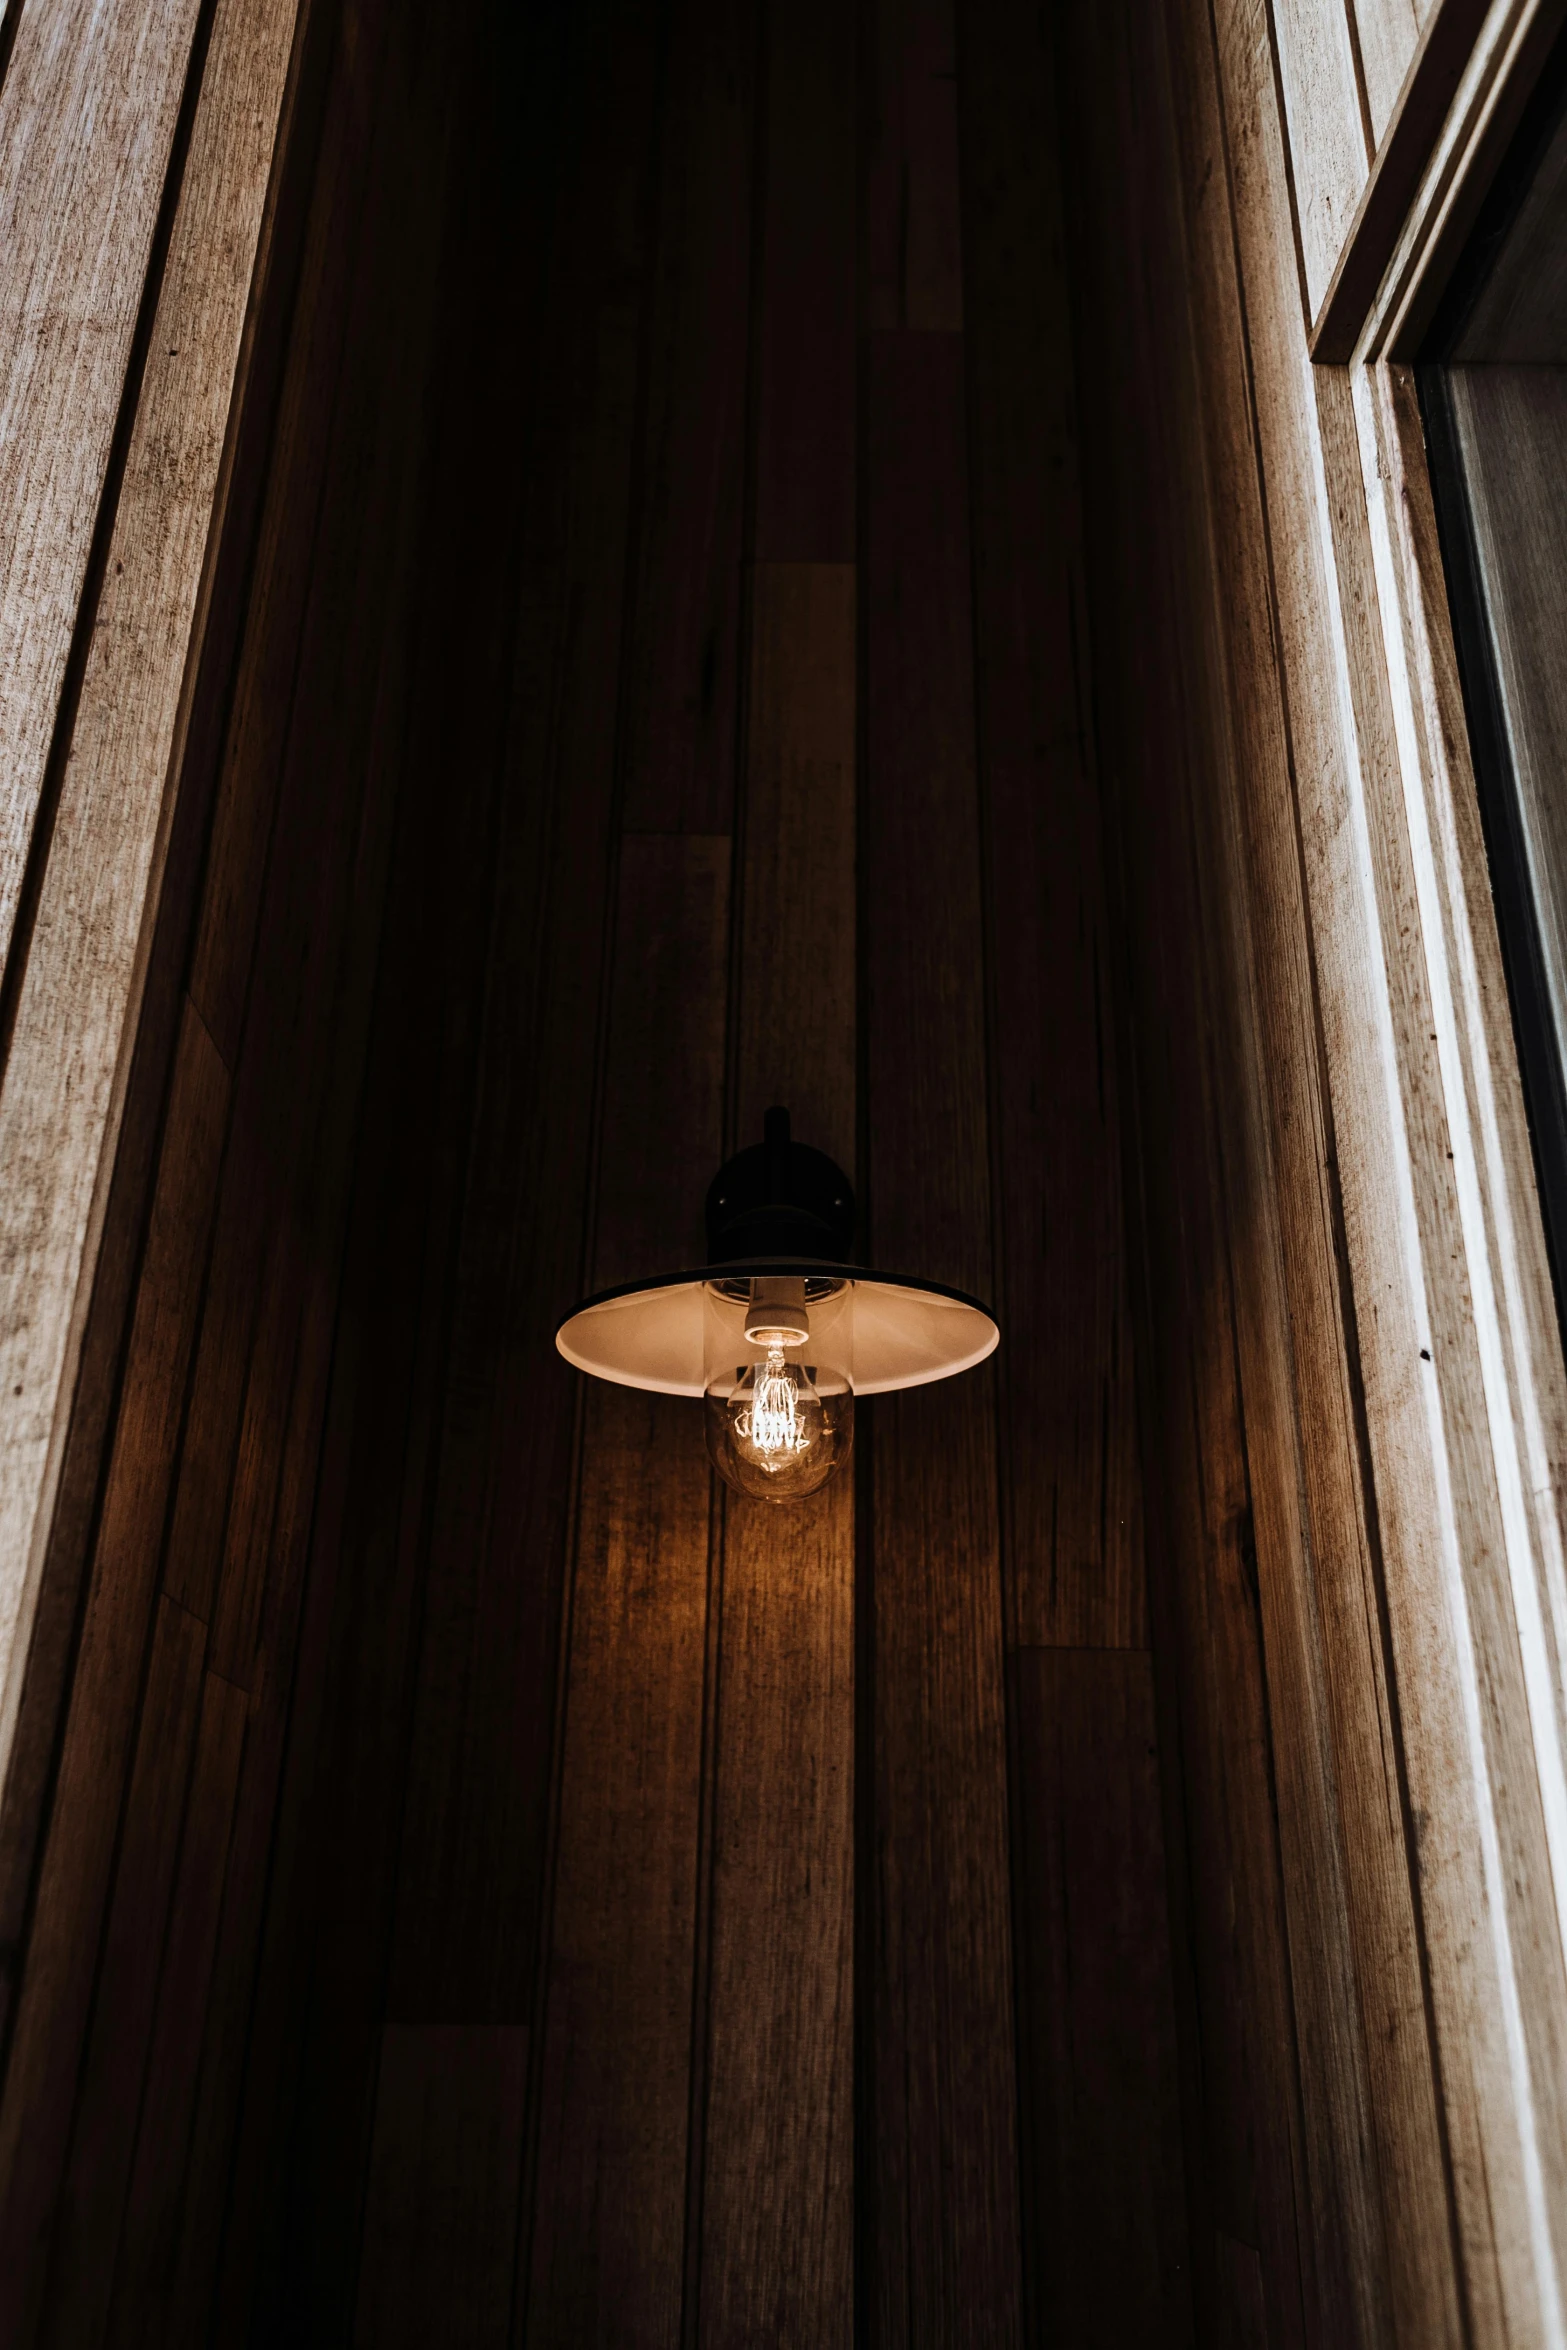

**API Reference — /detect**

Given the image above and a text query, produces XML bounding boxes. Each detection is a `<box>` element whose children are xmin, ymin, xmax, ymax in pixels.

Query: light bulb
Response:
<box><xmin>703</xmin><ymin>1277</ymin><xmax>852</xmax><ymax>1502</ymax></box>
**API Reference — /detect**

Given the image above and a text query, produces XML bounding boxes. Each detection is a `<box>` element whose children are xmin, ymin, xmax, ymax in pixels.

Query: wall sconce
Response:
<box><xmin>556</xmin><ymin>1108</ymin><xmax>999</xmax><ymax>1503</ymax></box>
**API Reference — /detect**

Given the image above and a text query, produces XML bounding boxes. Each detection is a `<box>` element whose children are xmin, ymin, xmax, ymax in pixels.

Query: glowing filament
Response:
<box><xmin>736</xmin><ymin>1341</ymin><xmax>811</xmax><ymax>1457</ymax></box>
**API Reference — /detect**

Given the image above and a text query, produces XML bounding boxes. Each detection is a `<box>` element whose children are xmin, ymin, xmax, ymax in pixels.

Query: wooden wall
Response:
<box><xmin>1065</xmin><ymin>0</ymin><xmax>1567</xmax><ymax>2340</ymax></box>
<box><xmin>10</xmin><ymin>0</ymin><xmax>1567</xmax><ymax>2342</ymax></box>
<box><xmin>0</xmin><ymin>0</ymin><xmax>1197</xmax><ymax>2341</ymax></box>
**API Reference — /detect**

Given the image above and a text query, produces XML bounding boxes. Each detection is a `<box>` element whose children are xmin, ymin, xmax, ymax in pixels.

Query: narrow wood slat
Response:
<box><xmin>105</xmin><ymin>1668</ymin><xmax>248</xmax><ymax>2350</ymax></box>
<box><xmin>593</xmin><ymin>836</ymin><xmax>734</xmax><ymax>1288</ymax></box>
<box><xmin>1193</xmin><ymin>0</ymin><xmax>1556</xmax><ymax>2328</ymax></box>
<box><xmin>160</xmin><ymin>41</ymin><xmax>443</xmax><ymax>1637</ymax></box>
<box><xmin>864</xmin><ymin>333</ymin><xmax>989</xmax><ymax>1301</ymax></box>
<box><xmin>752</xmin><ymin>0</ymin><xmax>856</xmax><ymax>562</ymax></box>
<box><xmin>1311</xmin><ymin>0</ymin><xmax>1492</xmax><ymax>359</ymax></box>
<box><xmin>1350</xmin><ymin>0</ymin><xmax>1431</xmax><ymax>146</ymax></box>
<box><xmin>620</xmin><ymin>0</ymin><xmax>760</xmax><ymax>832</ymax></box>
<box><xmin>1014</xmin><ymin>1649</ymin><xmax>1192</xmax><ymax>2344</ymax></box>
<box><xmin>696</xmin><ymin>562</ymin><xmax>856</xmax><ymax>2345</ymax></box>
<box><xmin>733</xmin><ymin>565</ymin><xmax>856</xmax><ymax>1165</ymax></box>
<box><xmin>1053</xmin><ymin>5</ymin><xmax>1320</xmax><ymax>2330</ymax></box>
<box><xmin>866</xmin><ymin>0</ymin><xmax>964</xmax><ymax>330</ymax></box>
<box><xmin>0</xmin><ymin>0</ymin><xmax>203</xmax><ymax>980</ymax></box>
<box><xmin>131</xmin><ymin>238</ymin><xmax>436</xmax><ymax>2327</ymax></box>
<box><xmin>1169</xmin><ymin>15</ymin><xmax>1452</xmax><ymax>2343</ymax></box>
<box><xmin>385</xmin><ymin>0</ymin><xmax>660</xmax><ymax>2027</ymax></box>
<box><xmin>698</xmin><ymin>1481</ymin><xmax>854</xmax><ymax>2347</ymax></box>
<box><xmin>525</xmin><ymin>1389</ymin><xmax>714</xmax><ymax>2349</ymax></box>
<box><xmin>959</xmin><ymin>0</ymin><xmax>1145</xmax><ymax>1648</ymax></box>
<box><xmin>0</xmin><ymin>0</ymin><xmax>304</xmax><ymax>1797</ymax></box>
<box><xmin>528</xmin><ymin>828</ymin><xmax>729</xmax><ymax>2344</ymax></box>
<box><xmin>353</xmin><ymin>2027</ymin><xmax>528</xmax><ymax>2350</ymax></box>
<box><xmin>864</xmin><ymin>319</ymin><xmax>1021</xmax><ymax>2340</ymax></box>
<box><xmin>1266</xmin><ymin>0</ymin><xmax>1373</xmax><ymax>320</ymax></box>
<box><xmin>0</xmin><ymin>999</ymin><xmax>228</xmax><ymax>2333</ymax></box>
<box><xmin>160</xmin><ymin>1252</ymin><xmax>344</xmax><ymax>2344</ymax></box>
<box><xmin>211</xmin><ymin>81</ymin><xmax>489</xmax><ymax>2350</ymax></box>
<box><xmin>40</xmin><ymin>1595</ymin><xmax>208</xmax><ymax>2347</ymax></box>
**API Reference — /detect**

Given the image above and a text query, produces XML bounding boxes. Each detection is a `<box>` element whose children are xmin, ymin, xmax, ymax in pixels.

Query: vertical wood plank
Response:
<box><xmin>688</xmin><ymin>0</ymin><xmax>860</xmax><ymax>2310</ymax></box>
<box><xmin>0</xmin><ymin>0</ymin><xmax>304</xmax><ymax>1823</ymax></box>
<box><xmin>383</xmin><ymin>0</ymin><xmax>657</xmax><ymax>2025</ymax></box>
<box><xmin>1351</xmin><ymin>0</ymin><xmax>1427</xmax><ymax>147</ymax></box>
<box><xmin>527</xmin><ymin>834</ymin><xmax>730</xmax><ymax>2345</ymax></box>
<box><xmin>698</xmin><ymin>1481</ymin><xmax>854</xmax><ymax>2347</ymax></box>
<box><xmin>41</xmin><ymin>1596</ymin><xmax>209</xmax><ymax>2347</ymax></box>
<box><xmin>697</xmin><ymin>562</ymin><xmax>857</xmax><ymax>2343</ymax></box>
<box><xmin>864</xmin><ymin>306</ymin><xmax>1021</xmax><ymax>2335</ymax></box>
<box><xmin>0</xmin><ymin>0</ymin><xmax>203</xmax><ymax>980</ymax></box>
<box><xmin>866</xmin><ymin>0</ymin><xmax>964</xmax><ymax>330</ymax></box>
<box><xmin>1266</xmin><ymin>0</ymin><xmax>1372</xmax><ymax>319</ymax></box>
<box><xmin>1054</xmin><ymin>4</ymin><xmax>1320</xmax><ymax>2335</ymax></box>
<box><xmin>1013</xmin><ymin>1649</ymin><xmax>1192</xmax><ymax>2345</ymax></box>
<box><xmin>354</xmin><ymin>2027</ymin><xmax>528</xmax><ymax>2350</ymax></box>
<box><xmin>620</xmin><ymin>0</ymin><xmax>760</xmax><ymax>833</ymax></box>
<box><xmin>959</xmin><ymin>0</ymin><xmax>1145</xmax><ymax>1650</ymax></box>
<box><xmin>0</xmin><ymin>1000</ymin><xmax>228</xmax><ymax>2335</ymax></box>
<box><xmin>753</xmin><ymin>0</ymin><xmax>856</xmax><ymax>563</ymax></box>
<box><xmin>733</xmin><ymin>565</ymin><xmax>857</xmax><ymax>1166</ymax></box>
<box><xmin>105</xmin><ymin>1669</ymin><xmax>249</xmax><ymax>2350</ymax></box>
<box><xmin>525</xmin><ymin>1392</ymin><xmax>713</xmax><ymax>2350</ymax></box>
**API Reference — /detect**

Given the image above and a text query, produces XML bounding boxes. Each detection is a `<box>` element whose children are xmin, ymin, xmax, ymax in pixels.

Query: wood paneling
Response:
<box><xmin>620</xmin><ymin>0</ymin><xmax>759</xmax><ymax>834</ymax></box>
<box><xmin>0</xmin><ymin>0</ymin><xmax>305</xmax><ymax>1809</ymax></box>
<box><xmin>1311</xmin><ymin>0</ymin><xmax>1492</xmax><ymax>358</ymax></box>
<box><xmin>1014</xmin><ymin>1650</ymin><xmax>1190</xmax><ymax>2345</ymax></box>
<box><xmin>1269</xmin><ymin>0</ymin><xmax>1372</xmax><ymax>319</ymax></box>
<box><xmin>525</xmin><ymin>1387</ymin><xmax>714</xmax><ymax>2347</ymax></box>
<box><xmin>0</xmin><ymin>0</ymin><xmax>1379</xmax><ymax>2338</ymax></box>
<box><xmin>354</xmin><ymin>2027</ymin><xmax>528</xmax><ymax>2350</ymax></box>
<box><xmin>0</xmin><ymin>0</ymin><xmax>203</xmax><ymax>981</ymax></box>
<box><xmin>864</xmin><ymin>306</ymin><xmax>1023</xmax><ymax>2332</ymax></box>
<box><xmin>959</xmin><ymin>0</ymin><xmax>1144</xmax><ymax>1653</ymax></box>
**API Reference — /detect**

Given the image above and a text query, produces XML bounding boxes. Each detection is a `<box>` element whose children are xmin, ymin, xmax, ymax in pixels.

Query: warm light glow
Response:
<box><xmin>704</xmin><ymin>1279</ymin><xmax>850</xmax><ymax>1501</ymax></box>
<box><xmin>731</xmin><ymin>1342</ymin><xmax>823</xmax><ymax>1468</ymax></box>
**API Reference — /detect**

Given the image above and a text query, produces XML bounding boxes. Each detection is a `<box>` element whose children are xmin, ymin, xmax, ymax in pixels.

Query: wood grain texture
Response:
<box><xmin>593</xmin><ymin>837</ymin><xmax>733</xmax><ymax>1286</ymax></box>
<box><xmin>866</xmin><ymin>0</ymin><xmax>964</xmax><ymax>330</ymax></box>
<box><xmin>385</xmin><ymin>0</ymin><xmax>657</xmax><ymax>2031</ymax></box>
<box><xmin>698</xmin><ymin>1479</ymin><xmax>854</xmax><ymax>2346</ymax></box>
<box><xmin>527</xmin><ymin>829</ymin><xmax>730</xmax><ymax>2343</ymax></box>
<box><xmin>41</xmin><ymin>1594</ymin><xmax>209</xmax><ymax>2348</ymax></box>
<box><xmin>353</xmin><ymin>2027</ymin><xmax>528</xmax><ymax>2350</ymax></box>
<box><xmin>1352</xmin><ymin>0</ymin><xmax>1430</xmax><ymax>143</ymax></box>
<box><xmin>105</xmin><ymin>1667</ymin><xmax>248</xmax><ymax>2350</ymax></box>
<box><xmin>1057</xmin><ymin>3</ymin><xmax>1321</xmax><ymax>2336</ymax></box>
<box><xmin>1267</xmin><ymin>0</ymin><xmax>1373</xmax><ymax>319</ymax></box>
<box><xmin>525</xmin><ymin>1387</ymin><xmax>714</xmax><ymax>2350</ymax></box>
<box><xmin>0</xmin><ymin>0</ymin><xmax>304</xmax><ymax>1809</ymax></box>
<box><xmin>733</xmin><ymin>565</ymin><xmax>856</xmax><ymax>1166</ymax></box>
<box><xmin>0</xmin><ymin>999</ymin><xmax>228</xmax><ymax>2337</ymax></box>
<box><xmin>694</xmin><ymin>556</ymin><xmax>856</xmax><ymax>2344</ymax></box>
<box><xmin>1359</xmin><ymin>0</ymin><xmax>1567</xmax><ymax>359</ymax></box>
<box><xmin>620</xmin><ymin>0</ymin><xmax>759</xmax><ymax>833</ymax></box>
<box><xmin>864</xmin><ymin>316</ymin><xmax>1021</xmax><ymax>2339</ymax></box>
<box><xmin>1165</xmin><ymin>11</ymin><xmax>1463</xmax><ymax>2340</ymax></box>
<box><xmin>959</xmin><ymin>0</ymin><xmax>1144</xmax><ymax>1650</ymax></box>
<box><xmin>1014</xmin><ymin>1649</ymin><xmax>1191</xmax><ymax>2346</ymax></box>
<box><xmin>1311</xmin><ymin>0</ymin><xmax>1492</xmax><ymax>359</ymax></box>
<box><xmin>0</xmin><ymin>0</ymin><xmax>202</xmax><ymax>982</ymax></box>
<box><xmin>1201</xmin><ymin>0</ymin><xmax>1567</xmax><ymax>2320</ymax></box>
<box><xmin>753</xmin><ymin>0</ymin><xmax>856</xmax><ymax>562</ymax></box>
